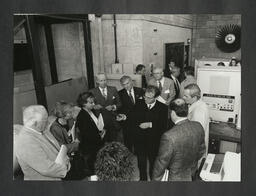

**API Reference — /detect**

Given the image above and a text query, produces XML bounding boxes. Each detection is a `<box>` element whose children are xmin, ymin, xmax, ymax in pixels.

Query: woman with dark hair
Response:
<box><xmin>229</xmin><ymin>57</ymin><xmax>238</xmax><ymax>66</ymax></box>
<box><xmin>76</xmin><ymin>92</ymin><xmax>106</xmax><ymax>176</ymax></box>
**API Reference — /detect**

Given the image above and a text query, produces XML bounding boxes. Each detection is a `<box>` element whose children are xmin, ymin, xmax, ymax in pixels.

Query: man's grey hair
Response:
<box><xmin>184</xmin><ymin>83</ymin><xmax>201</xmax><ymax>100</ymax></box>
<box><xmin>120</xmin><ymin>75</ymin><xmax>132</xmax><ymax>84</ymax></box>
<box><xmin>95</xmin><ymin>73</ymin><xmax>106</xmax><ymax>82</ymax></box>
<box><xmin>152</xmin><ymin>66</ymin><xmax>163</xmax><ymax>73</ymax></box>
<box><xmin>23</xmin><ymin>105</ymin><xmax>48</xmax><ymax>128</ymax></box>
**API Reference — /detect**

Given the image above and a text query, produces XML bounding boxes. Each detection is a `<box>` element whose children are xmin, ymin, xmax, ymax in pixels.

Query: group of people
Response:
<box><xmin>14</xmin><ymin>61</ymin><xmax>210</xmax><ymax>181</ymax></box>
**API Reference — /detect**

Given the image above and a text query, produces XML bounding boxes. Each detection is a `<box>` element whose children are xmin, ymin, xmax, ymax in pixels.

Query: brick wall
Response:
<box><xmin>192</xmin><ymin>14</ymin><xmax>241</xmax><ymax>65</ymax></box>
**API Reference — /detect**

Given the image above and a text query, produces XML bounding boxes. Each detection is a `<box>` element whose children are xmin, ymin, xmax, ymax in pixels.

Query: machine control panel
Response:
<box><xmin>202</xmin><ymin>94</ymin><xmax>235</xmax><ymax>112</ymax></box>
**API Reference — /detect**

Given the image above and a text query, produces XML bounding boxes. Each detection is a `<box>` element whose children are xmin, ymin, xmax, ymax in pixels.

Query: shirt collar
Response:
<box><xmin>127</xmin><ymin>87</ymin><xmax>134</xmax><ymax>93</ymax></box>
<box><xmin>158</xmin><ymin>77</ymin><xmax>164</xmax><ymax>84</ymax></box>
<box><xmin>147</xmin><ymin>100</ymin><xmax>156</xmax><ymax>109</ymax></box>
<box><xmin>174</xmin><ymin>117</ymin><xmax>188</xmax><ymax>124</ymax></box>
<box><xmin>24</xmin><ymin>126</ymin><xmax>43</xmax><ymax>135</ymax></box>
<box><xmin>189</xmin><ymin>99</ymin><xmax>202</xmax><ymax>112</ymax></box>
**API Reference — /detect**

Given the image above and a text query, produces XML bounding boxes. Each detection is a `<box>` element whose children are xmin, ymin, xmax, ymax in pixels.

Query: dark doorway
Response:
<box><xmin>165</xmin><ymin>42</ymin><xmax>185</xmax><ymax>69</ymax></box>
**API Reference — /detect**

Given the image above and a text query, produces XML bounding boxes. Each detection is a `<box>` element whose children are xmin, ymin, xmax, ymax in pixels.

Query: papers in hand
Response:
<box><xmin>156</xmin><ymin>96</ymin><xmax>166</xmax><ymax>104</ymax></box>
<box><xmin>97</xmin><ymin>113</ymin><xmax>104</xmax><ymax>131</ymax></box>
<box><xmin>68</xmin><ymin>122</ymin><xmax>76</xmax><ymax>141</ymax></box>
<box><xmin>55</xmin><ymin>145</ymin><xmax>68</xmax><ymax>165</ymax></box>
<box><xmin>161</xmin><ymin>169</ymin><xmax>169</xmax><ymax>181</ymax></box>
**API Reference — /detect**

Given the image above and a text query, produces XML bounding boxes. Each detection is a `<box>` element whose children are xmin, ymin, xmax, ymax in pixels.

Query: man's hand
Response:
<box><xmin>94</xmin><ymin>104</ymin><xmax>103</xmax><ymax>110</ymax></box>
<box><xmin>116</xmin><ymin>114</ymin><xmax>127</xmax><ymax>121</ymax></box>
<box><xmin>105</xmin><ymin>105</ymin><xmax>114</xmax><ymax>111</ymax></box>
<box><xmin>139</xmin><ymin>122</ymin><xmax>152</xmax><ymax>129</ymax></box>
<box><xmin>99</xmin><ymin>129</ymin><xmax>106</xmax><ymax>139</ymax></box>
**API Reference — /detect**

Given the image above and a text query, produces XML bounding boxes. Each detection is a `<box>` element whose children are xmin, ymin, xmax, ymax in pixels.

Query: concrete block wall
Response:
<box><xmin>97</xmin><ymin>14</ymin><xmax>193</xmax><ymax>74</ymax></box>
<box><xmin>192</xmin><ymin>14</ymin><xmax>241</xmax><ymax>65</ymax></box>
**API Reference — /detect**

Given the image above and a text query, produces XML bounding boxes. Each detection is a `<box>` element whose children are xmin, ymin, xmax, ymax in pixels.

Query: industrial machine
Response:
<box><xmin>196</xmin><ymin>60</ymin><xmax>241</xmax><ymax>129</ymax></box>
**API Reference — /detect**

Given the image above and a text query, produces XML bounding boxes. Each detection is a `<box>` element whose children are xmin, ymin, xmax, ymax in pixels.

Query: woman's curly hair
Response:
<box><xmin>95</xmin><ymin>142</ymin><xmax>135</xmax><ymax>181</ymax></box>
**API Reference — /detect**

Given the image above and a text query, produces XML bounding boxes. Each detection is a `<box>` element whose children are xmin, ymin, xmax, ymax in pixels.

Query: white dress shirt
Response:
<box><xmin>188</xmin><ymin>99</ymin><xmax>210</xmax><ymax>156</ymax></box>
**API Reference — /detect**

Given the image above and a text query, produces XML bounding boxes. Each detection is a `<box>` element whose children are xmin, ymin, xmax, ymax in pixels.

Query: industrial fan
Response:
<box><xmin>215</xmin><ymin>24</ymin><xmax>241</xmax><ymax>53</ymax></box>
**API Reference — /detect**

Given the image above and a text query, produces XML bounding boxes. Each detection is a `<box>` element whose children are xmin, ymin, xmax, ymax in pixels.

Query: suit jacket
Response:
<box><xmin>132</xmin><ymin>100</ymin><xmax>168</xmax><ymax>156</ymax></box>
<box><xmin>118</xmin><ymin>87</ymin><xmax>144</xmax><ymax>117</ymax></box>
<box><xmin>153</xmin><ymin>119</ymin><xmax>206</xmax><ymax>181</ymax></box>
<box><xmin>90</xmin><ymin>86</ymin><xmax>122</xmax><ymax>110</ymax></box>
<box><xmin>169</xmin><ymin>75</ymin><xmax>181</xmax><ymax>99</ymax></box>
<box><xmin>76</xmin><ymin>108</ymin><xmax>104</xmax><ymax>156</ymax></box>
<box><xmin>50</xmin><ymin>120</ymin><xmax>79</xmax><ymax>154</ymax></box>
<box><xmin>148</xmin><ymin>77</ymin><xmax>176</xmax><ymax>105</ymax></box>
<box><xmin>15</xmin><ymin>127</ymin><xmax>68</xmax><ymax>180</ymax></box>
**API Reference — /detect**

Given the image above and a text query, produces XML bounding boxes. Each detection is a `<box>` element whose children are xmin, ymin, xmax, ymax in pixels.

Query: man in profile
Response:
<box><xmin>135</xmin><ymin>64</ymin><xmax>147</xmax><ymax>89</ymax></box>
<box><xmin>15</xmin><ymin>105</ymin><xmax>70</xmax><ymax>180</ymax></box>
<box><xmin>153</xmin><ymin>99</ymin><xmax>205</xmax><ymax>181</ymax></box>
<box><xmin>183</xmin><ymin>83</ymin><xmax>210</xmax><ymax>156</ymax></box>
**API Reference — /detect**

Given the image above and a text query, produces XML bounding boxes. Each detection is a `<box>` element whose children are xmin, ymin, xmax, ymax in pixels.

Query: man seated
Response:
<box><xmin>15</xmin><ymin>105</ymin><xmax>70</xmax><ymax>180</ymax></box>
<box><xmin>94</xmin><ymin>142</ymin><xmax>139</xmax><ymax>181</ymax></box>
<box><xmin>152</xmin><ymin>99</ymin><xmax>206</xmax><ymax>181</ymax></box>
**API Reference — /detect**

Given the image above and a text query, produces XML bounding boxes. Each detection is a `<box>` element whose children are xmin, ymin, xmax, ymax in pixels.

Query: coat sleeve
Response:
<box><xmin>16</xmin><ymin>140</ymin><xmax>68</xmax><ymax>178</ymax></box>
<box><xmin>166</xmin><ymin>80</ymin><xmax>176</xmax><ymax>105</ymax></box>
<box><xmin>113</xmin><ymin>87</ymin><xmax>122</xmax><ymax>110</ymax></box>
<box><xmin>50</xmin><ymin>124</ymin><xmax>66</xmax><ymax>146</ymax></box>
<box><xmin>152</xmin><ymin>133</ymin><xmax>174</xmax><ymax>181</ymax></box>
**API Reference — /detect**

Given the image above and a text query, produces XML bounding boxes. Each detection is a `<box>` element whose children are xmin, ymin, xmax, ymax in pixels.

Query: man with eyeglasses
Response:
<box><xmin>148</xmin><ymin>66</ymin><xmax>176</xmax><ymax>105</ymax></box>
<box><xmin>132</xmin><ymin>85</ymin><xmax>168</xmax><ymax>181</ymax></box>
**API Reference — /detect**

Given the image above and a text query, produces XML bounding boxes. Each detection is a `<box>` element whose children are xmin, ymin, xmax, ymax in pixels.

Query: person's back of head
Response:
<box><xmin>23</xmin><ymin>105</ymin><xmax>48</xmax><ymax>132</ymax></box>
<box><xmin>95</xmin><ymin>142</ymin><xmax>137</xmax><ymax>181</ymax></box>
<box><xmin>169</xmin><ymin>98</ymin><xmax>188</xmax><ymax>119</ymax></box>
<box><xmin>183</xmin><ymin>66</ymin><xmax>194</xmax><ymax>77</ymax></box>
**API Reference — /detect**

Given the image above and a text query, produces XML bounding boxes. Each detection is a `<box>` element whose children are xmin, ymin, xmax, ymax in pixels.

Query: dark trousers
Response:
<box><xmin>137</xmin><ymin>153</ymin><xmax>156</xmax><ymax>181</ymax></box>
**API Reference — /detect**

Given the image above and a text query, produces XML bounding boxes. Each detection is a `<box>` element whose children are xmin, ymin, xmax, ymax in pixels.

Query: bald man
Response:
<box><xmin>148</xmin><ymin>67</ymin><xmax>176</xmax><ymax>105</ymax></box>
<box><xmin>89</xmin><ymin>73</ymin><xmax>122</xmax><ymax>142</ymax></box>
<box><xmin>15</xmin><ymin>105</ymin><xmax>70</xmax><ymax>180</ymax></box>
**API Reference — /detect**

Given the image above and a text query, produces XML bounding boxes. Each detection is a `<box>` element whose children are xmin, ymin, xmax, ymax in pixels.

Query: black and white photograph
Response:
<box><xmin>13</xmin><ymin>14</ymin><xmax>241</xmax><ymax>182</ymax></box>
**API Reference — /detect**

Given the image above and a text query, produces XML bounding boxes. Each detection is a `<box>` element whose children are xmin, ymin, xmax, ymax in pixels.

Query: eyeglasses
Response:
<box><xmin>144</xmin><ymin>95</ymin><xmax>155</xmax><ymax>99</ymax></box>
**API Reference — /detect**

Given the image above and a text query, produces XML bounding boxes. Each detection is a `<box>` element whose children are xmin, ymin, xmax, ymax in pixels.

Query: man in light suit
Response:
<box><xmin>148</xmin><ymin>67</ymin><xmax>176</xmax><ymax>105</ymax></box>
<box><xmin>118</xmin><ymin>75</ymin><xmax>144</xmax><ymax>152</ymax></box>
<box><xmin>89</xmin><ymin>73</ymin><xmax>122</xmax><ymax>142</ymax></box>
<box><xmin>153</xmin><ymin>99</ymin><xmax>205</xmax><ymax>181</ymax></box>
<box><xmin>15</xmin><ymin>105</ymin><xmax>70</xmax><ymax>180</ymax></box>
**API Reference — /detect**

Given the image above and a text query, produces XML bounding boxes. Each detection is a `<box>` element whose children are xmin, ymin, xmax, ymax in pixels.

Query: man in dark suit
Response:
<box><xmin>132</xmin><ymin>85</ymin><xmax>168</xmax><ymax>181</ymax></box>
<box><xmin>118</xmin><ymin>75</ymin><xmax>144</xmax><ymax>152</ymax></box>
<box><xmin>152</xmin><ymin>98</ymin><xmax>206</xmax><ymax>181</ymax></box>
<box><xmin>164</xmin><ymin>61</ymin><xmax>182</xmax><ymax>99</ymax></box>
<box><xmin>89</xmin><ymin>73</ymin><xmax>122</xmax><ymax>142</ymax></box>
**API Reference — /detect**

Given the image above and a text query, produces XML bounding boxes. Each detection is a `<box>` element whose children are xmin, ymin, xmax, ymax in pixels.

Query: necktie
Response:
<box><xmin>158</xmin><ymin>81</ymin><xmax>162</xmax><ymax>92</ymax></box>
<box><xmin>128</xmin><ymin>90</ymin><xmax>135</xmax><ymax>104</ymax></box>
<box><xmin>174</xmin><ymin>78</ymin><xmax>180</xmax><ymax>98</ymax></box>
<box><xmin>102</xmin><ymin>88</ymin><xmax>107</xmax><ymax>99</ymax></box>
<box><xmin>148</xmin><ymin>104</ymin><xmax>151</xmax><ymax>110</ymax></box>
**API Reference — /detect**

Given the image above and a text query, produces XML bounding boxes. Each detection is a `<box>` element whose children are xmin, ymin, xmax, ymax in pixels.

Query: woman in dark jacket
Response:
<box><xmin>76</xmin><ymin>92</ymin><xmax>106</xmax><ymax>176</ymax></box>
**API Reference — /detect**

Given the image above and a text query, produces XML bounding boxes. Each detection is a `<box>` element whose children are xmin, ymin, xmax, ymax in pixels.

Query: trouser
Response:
<box><xmin>137</xmin><ymin>153</ymin><xmax>156</xmax><ymax>181</ymax></box>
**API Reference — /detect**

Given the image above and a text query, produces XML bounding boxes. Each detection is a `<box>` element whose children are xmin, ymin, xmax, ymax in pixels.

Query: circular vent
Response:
<box><xmin>215</xmin><ymin>24</ymin><xmax>241</xmax><ymax>53</ymax></box>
